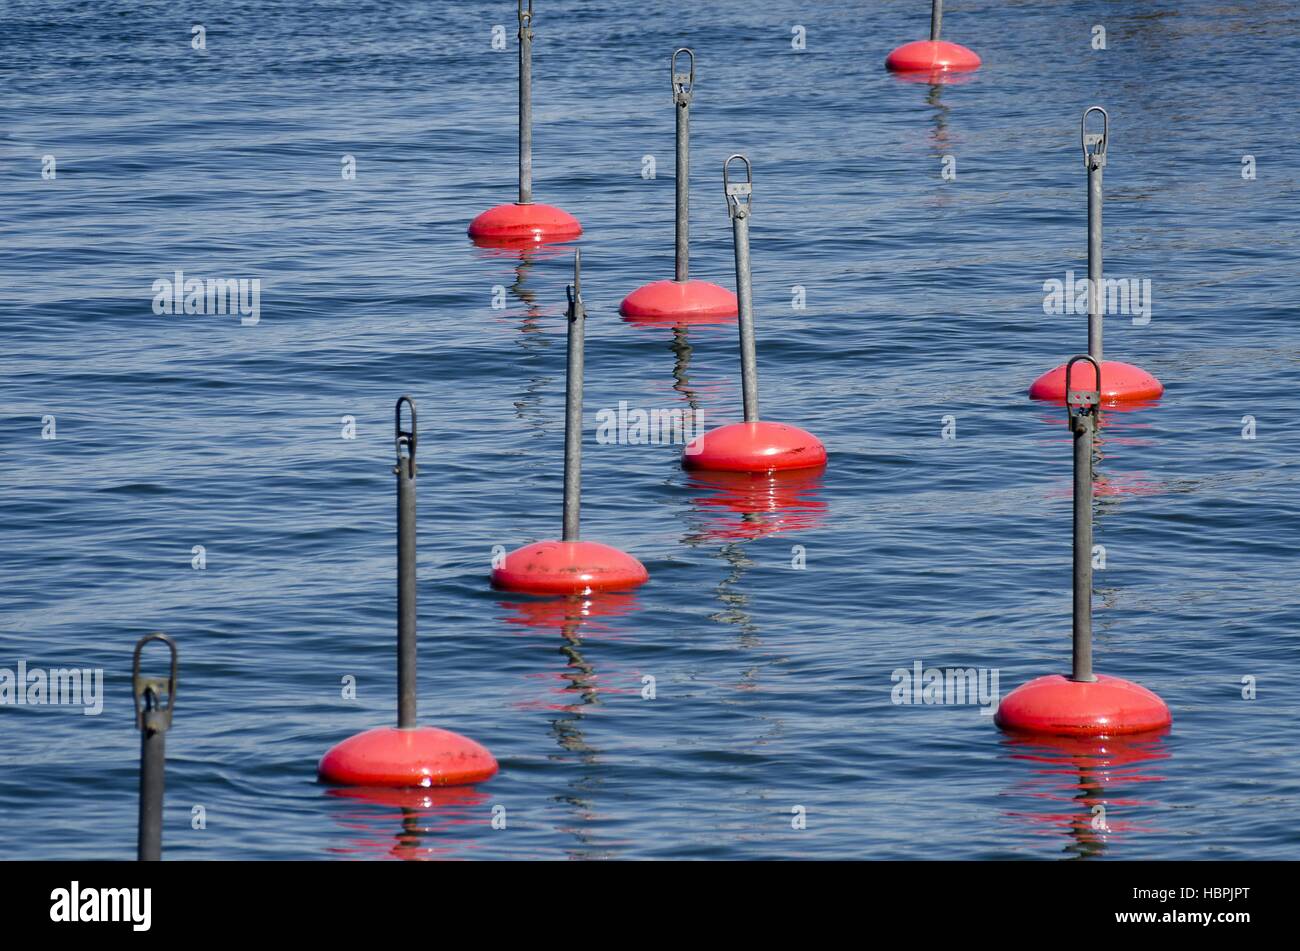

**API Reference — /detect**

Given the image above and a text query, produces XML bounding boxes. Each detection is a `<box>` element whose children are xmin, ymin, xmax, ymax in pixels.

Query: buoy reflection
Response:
<box><xmin>998</xmin><ymin>729</ymin><xmax>1170</xmax><ymax>859</ymax></box>
<box><xmin>683</xmin><ymin>467</ymin><xmax>828</xmax><ymax>543</ymax></box>
<box><xmin>324</xmin><ymin>784</ymin><xmax>493</xmax><ymax>861</ymax></box>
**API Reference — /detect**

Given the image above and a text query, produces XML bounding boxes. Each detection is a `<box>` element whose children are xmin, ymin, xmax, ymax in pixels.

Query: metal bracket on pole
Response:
<box><xmin>1081</xmin><ymin>106</ymin><xmax>1108</xmax><ymax>171</ymax></box>
<box><xmin>562</xmin><ymin>249</ymin><xmax>584</xmax><ymax>542</ymax></box>
<box><xmin>671</xmin><ymin>47</ymin><xmax>695</xmax><ymax>106</ymax></box>
<box><xmin>133</xmin><ymin>633</ymin><xmax>178</xmax><ymax>734</ymax></box>
<box><xmin>723</xmin><ymin>153</ymin><xmax>753</xmax><ymax>221</ymax></box>
<box><xmin>133</xmin><ymin>633</ymin><xmax>177</xmax><ymax>861</ymax></box>
<box><xmin>1065</xmin><ymin>355</ymin><xmax>1101</xmax><ymax>684</ymax></box>
<box><xmin>395</xmin><ymin>395</ymin><xmax>417</xmax><ymax>478</ymax></box>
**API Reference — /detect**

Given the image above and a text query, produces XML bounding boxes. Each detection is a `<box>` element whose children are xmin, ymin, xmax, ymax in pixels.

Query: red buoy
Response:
<box><xmin>620</xmin><ymin>49</ymin><xmax>738</xmax><ymax>325</ymax></box>
<box><xmin>684</xmin><ymin>421</ymin><xmax>826</xmax><ymax>473</ymax></box>
<box><xmin>680</xmin><ymin>156</ymin><xmax>826</xmax><ymax>476</ymax></box>
<box><xmin>620</xmin><ymin>279</ymin><xmax>737</xmax><ymax>325</ymax></box>
<box><xmin>319</xmin><ymin>398</ymin><xmax>497</xmax><ymax>790</ymax></box>
<box><xmin>319</xmin><ymin>726</ymin><xmax>498</xmax><ymax>788</ymax></box>
<box><xmin>997</xmin><ymin>357</ymin><xmax>1170</xmax><ymax>740</ymax></box>
<box><xmin>468</xmin><ymin>202</ymin><xmax>582</xmax><ymax>247</ymax></box>
<box><xmin>885</xmin><ymin>39</ymin><xmax>981</xmax><ymax>73</ymax></box>
<box><xmin>1029</xmin><ymin>359</ymin><xmax>1163</xmax><ymax>404</ymax></box>
<box><xmin>469</xmin><ymin>2</ymin><xmax>580</xmax><ymax>248</ymax></box>
<box><xmin>492</xmin><ymin>540</ymin><xmax>649</xmax><ymax>595</ymax></box>
<box><xmin>494</xmin><ymin>251</ymin><xmax>649</xmax><ymax>596</ymax></box>
<box><xmin>886</xmin><ymin>3</ymin><xmax>980</xmax><ymax>74</ymax></box>
<box><xmin>995</xmin><ymin>674</ymin><xmax>1171</xmax><ymax>737</ymax></box>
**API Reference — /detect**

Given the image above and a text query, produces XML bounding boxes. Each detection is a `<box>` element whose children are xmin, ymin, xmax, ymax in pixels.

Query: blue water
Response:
<box><xmin>2</xmin><ymin>0</ymin><xmax>1298</xmax><ymax>860</ymax></box>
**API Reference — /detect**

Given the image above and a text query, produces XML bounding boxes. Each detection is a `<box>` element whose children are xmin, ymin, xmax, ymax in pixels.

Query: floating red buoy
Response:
<box><xmin>682</xmin><ymin>156</ymin><xmax>827</xmax><ymax>476</ymax></box>
<box><xmin>998</xmin><ymin>357</ymin><xmax>1171</xmax><ymax>740</ymax></box>
<box><xmin>885</xmin><ymin>39</ymin><xmax>981</xmax><ymax>73</ymax></box>
<box><xmin>319</xmin><ymin>398</ymin><xmax>497</xmax><ymax>790</ymax></box>
<box><xmin>620</xmin><ymin>49</ymin><xmax>737</xmax><ymax>325</ymax></box>
<box><xmin>620</xmin><ymin>278</ymin><xmax>737</xmax><ymax>325</ymax></box>
<box><xmin>684</xmin><ymin>421</ymin><xmax>825</xmax><ymax>473</ymax></box>
<box><xmin>886</xmin><ymin>2</ymin><xmax>980</xmax><ymax>74</ymax></box>
<box><xmin>995</xmin><ymin>674</ymin><xmax>1171</xmax><ymax>737</ymax></box>
<box><xmin>495</xmin><ymin>251</ymin><xmax>650</xmax><ymax>596</ymax></box>
<box><xmin>469</xmin><ymin>1</ymin><xmax>580</xmax><ymax>248</ymax></box>
<box><xmin>1029</xmin><ymin>360</ymin><xmax>1163</xmax><ymax>404</ymax></box>
<box><xmin>492</xmin><ymin>540</ymin><xmax>649</xmax><ymax>594</ymax></box>
<box><xmin>319</xmin><ymin>726</ymin><xmax>499</xmax><ymax>788</ymax></box>
<box><xmin>468</xmin><ymin>202</ymin><xmax>582</xmax><ymax>247</ymax></box>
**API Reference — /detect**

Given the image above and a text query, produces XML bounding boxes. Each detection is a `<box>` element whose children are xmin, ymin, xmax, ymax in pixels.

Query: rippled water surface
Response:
<box><xmin>1</xmin><ymin>0</ymin><xmax>1298</xmax><ymax>860</ymax></box>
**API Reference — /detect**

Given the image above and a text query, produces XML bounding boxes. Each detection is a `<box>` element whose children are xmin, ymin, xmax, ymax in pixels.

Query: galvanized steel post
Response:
<box><xmin>931</xmin><ymin>0</ymin><xmax>944</xmax><ymax>42</ymax></box>
<box><xmin>724</xmin><ymin>154</ymin><xmax>759</xmax><ymax>423</ymax></box>
<box><xmin>394</xmin><ymin>396</ymin><xmax>418</xmax><ymax>729</ymax></box>
<box><xmin>1066</xmin><ymin>356</ymin><xmax>1101</xmax><ymax>683</ymax></box>
<box><xmin>672</xmin><ymin>48</ymin><xmax>695</xmax><ymax>283</ymax></box>
<box><xmin>133</xmin><ymin>633</ymin><xmax>177</xmax><ymax>861</ymax></box>
<box><xmin>518</xmin><ymin>0</ymin><xmax>534</xmax><ymax>205</ymax></box>
<box><xmin>562</xmin><ymin>249</ymin><xmax>585</xmax><ymax>542</ymax></box>
<box><xmin>1082</xmin><ymin>107</ymin><xmax>1108</xmax><ymax>362</ymax></box>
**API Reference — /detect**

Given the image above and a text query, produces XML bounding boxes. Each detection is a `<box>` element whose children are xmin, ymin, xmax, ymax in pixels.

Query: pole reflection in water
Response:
<box><xmin>998</xmin><ymin>730</ymin><xmax>1170</xmax><ymax>859</ymax></box>
<box><xmin>324</xmin><ymin>784</ymin><xmax>493</xmax><ymax>861</ymax></box>
<box><xmin>498</xmin><ymin>591</ymin><xmax>644</xmax><ymax>858</ymax></box>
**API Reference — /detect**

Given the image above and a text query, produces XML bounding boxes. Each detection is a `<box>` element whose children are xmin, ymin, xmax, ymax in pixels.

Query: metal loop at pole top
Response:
<box><xmin>1081</xmin><ymin>106</ymin><xmax>1108</xmax><ymax>170</ymax></box>
<box><xmin>566</xmin><ymin>248</ymin><xmax>583</xmax><ymax>318</ymax></box>
<box><xmin>1064</xmin><ymin>354</ymin><xmax>1102</xmax><ymax>427</ymax></box>
<box><xmin>395</xmin><ymin>395</ymin><xmax>417</xmax><ymax>477</ymax></box>
<box><xmin>671</xmin><ymin>47</ymin><xmax>695</xmax><ymax>105</ymax></box>
<box><xmin>132</xmin><ymin>633</ymin><xmax>178</xmax><ymax>733</ymax></box>
<box><xmin>723</xmin><ymin>153</ymin><xmax>753</xmax><ymax>220</ymax></box>
<box><xmin>518</xmin><ymin>0</ymin><xmax>533</xmax><ymax>36</ymax></box>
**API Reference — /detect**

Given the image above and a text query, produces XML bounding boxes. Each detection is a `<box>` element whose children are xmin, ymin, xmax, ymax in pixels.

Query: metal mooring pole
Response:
<box><xmin>1082</xmin><ymin>107</ymin><xmax>1108</xmax><ymax>362</ymax></box>
<box><xmin>1065</xmin><ymin>356</ymin><xmax>1101</xmax><ymax>683</ymax></box>
<box><xmin>931</xmin><ymin>0</ymin><xmax>944</xmax><ymax>42</ymax></box>
<box><xmin>672</xmin><ymin>48</ymin><xmax>695</xmax><ymax>283</ymax></box>
<box><xmin>518</xmin><ymin>0</ymin><xmax>534</xmax><ymax>204</ymax></box>
<box><xmin>395</xmin><ymin>396</ymin><xmax>418</xmax><ymax>729</ymax></box>
<box><xmin>133</xmin><ymin>633</ymin><xmax>178</xmax><ymax>861</ymax></box>
<box><xmin>562</xmin><ymin>250</ymin><xmax>585</xmax><ymax>542</ymax></box>
<box><xmin>724</xmin><ymin>154</ymin><xmax>759</xmax><ymax>423</ymax></box>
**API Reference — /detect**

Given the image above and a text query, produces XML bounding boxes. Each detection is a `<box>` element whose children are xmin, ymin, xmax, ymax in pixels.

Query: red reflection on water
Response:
<box><xmin>498</xmin><ymin>590</ymin><xmax>641</xmax><ymax>635</ymax></box>
<box><xmin>498</xmin><ymin>591</ymin><xmax>644</xmax><ymax>713</ymax></box>
<box><xmin>889</xmin><ymin>70</ymin><xmax>979</xmax><ymax>86</ymax></box>
<box><xmin>685</xmin><ymin>467</ymin><xmax>827</xmax><ymax>541</ymax></box>
<box><xmin>999</xmin><ymin>730</ymin><xmax>1170</xmax><ymax>857</ymax></box>
<box><xmin>324</xmin><ymin>784</ymin><xmax>493</xmax><ymax>861</ymax></box>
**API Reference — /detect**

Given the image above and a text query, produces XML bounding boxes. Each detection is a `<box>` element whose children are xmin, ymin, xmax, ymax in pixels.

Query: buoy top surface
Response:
<box><xmin>319</xmin><ymin>725</ymin><xmax>499</xmax><ymax>788</ymax></box>
<box><xmin>683</xmin><ymin>421</ymin><xmax>827</xmax><ymax>473</ymax></box>
<box><xmin>620</xmin><ymin>279</ymin><xmax>738</xmax><ymax>325</ymax></box>
<box><xmin>886</xmin><ymin>40</ymin><xmax>982</xmax><ymax>73</ymax></box>
<box><xmin>1029</xmin><ymin>360</ymin><xmax>1164</xmax><ymax>404</ymax></box>
<box><xmin>995</xmin><ymin>673</ymin><xmax>1171</xmax><ymax>737</ymax></box>
<box><xmin>492</xmin><ymin>540</ymin><xmax>649</xmax><ymax>595</ymax></box>
<box><xmin>468</xmin><ymin>202</ymin><xmax>582</xmax><ymax>247</ymax></box>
